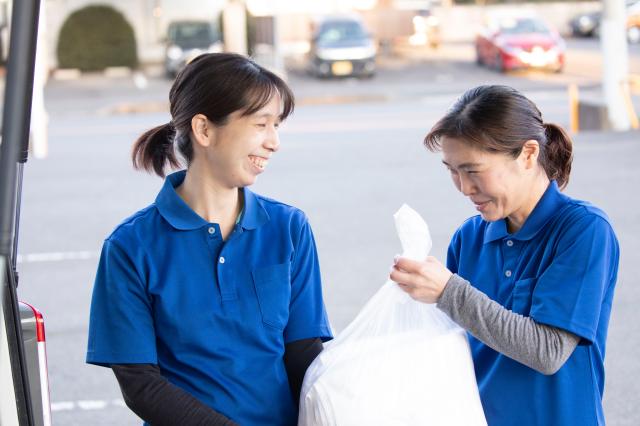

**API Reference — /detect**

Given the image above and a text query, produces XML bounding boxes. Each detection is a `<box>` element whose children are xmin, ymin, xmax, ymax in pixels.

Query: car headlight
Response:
<box><xmin>167</xmin><ymin>45</ymin><xmax>183</xmax><ymax>60</ymax></box>
<box><xmin>578</xmin><ymin>16</ymin><xmax>593</xmax><ymax>29</ymax></box>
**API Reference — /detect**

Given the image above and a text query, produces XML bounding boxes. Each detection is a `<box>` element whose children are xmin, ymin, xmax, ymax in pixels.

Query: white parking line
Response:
<box><xmin>51</xmin><ymin>399</ymin><xmax>127</xmax><ymax>412</ymax></box>
<box><xmin>16</xmin><ymin>250</ymin><xmax>100</xmax><ymax>264</ymax></box>
<box><xmin>77</xmin><ymin>400</ymin><xmax>108</xmax><ymax>410</ymax></box>
<box><xmin>50</xmin><ymin>401</ymin><xmax>75</xmax><ymax>411</ymax></box>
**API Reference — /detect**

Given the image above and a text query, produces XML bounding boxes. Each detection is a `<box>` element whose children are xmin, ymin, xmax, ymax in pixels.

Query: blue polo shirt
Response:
<box><xmin>87</xmin><ymin>170</ymin><xmax>333</xmax><ymax>425</ymax></box>
<box><xmin>447</xmin><ymin>181</ymin><xmax>619</xmax><ymax>426</ymax></box>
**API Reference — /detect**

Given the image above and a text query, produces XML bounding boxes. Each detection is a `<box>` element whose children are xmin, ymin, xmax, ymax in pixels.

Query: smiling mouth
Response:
<box><xmin>249</xmin><ymin>155</ymin><xmax>268</xmax><ymax>170</ymax></box>
<box><xmin>472</xmin><ymin>199</ymin><xmax>491</xmax><ymax>210</ymax></box>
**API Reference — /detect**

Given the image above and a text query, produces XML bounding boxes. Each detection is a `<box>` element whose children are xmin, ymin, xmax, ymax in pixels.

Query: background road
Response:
<box><xmin>13</xmin><ymin>39</ymin><xmax>640</xmax><ymax>424</ymax></box>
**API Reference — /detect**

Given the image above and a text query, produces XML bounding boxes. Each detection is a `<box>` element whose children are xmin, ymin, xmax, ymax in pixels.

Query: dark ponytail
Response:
<box><xmin>132</xmin><ymin>123</ymin><xmax>181</xmax><ymax>177</ymax></box>
<box><xmin>541</xmin><ymin>123</ymin><xmax>573</xmax><ymax>190</ymax></box>
<box><xmin>131</xmin><ymin>53</ymin><xmax>295</xmax><ymax>178</ymax></box>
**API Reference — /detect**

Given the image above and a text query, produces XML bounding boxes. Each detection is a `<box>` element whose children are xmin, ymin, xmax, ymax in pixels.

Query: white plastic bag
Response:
<box><xmin>298</xmin><ymin>204</ymin><xmax>487</xmax><ymax>426</ymax></box>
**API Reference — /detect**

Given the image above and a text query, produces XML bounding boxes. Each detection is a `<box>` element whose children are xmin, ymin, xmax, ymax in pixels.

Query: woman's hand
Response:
<box><xmin>390</xmin><ymin>256</ymin><xmax>453</xmax><ymax>304</ymax></box>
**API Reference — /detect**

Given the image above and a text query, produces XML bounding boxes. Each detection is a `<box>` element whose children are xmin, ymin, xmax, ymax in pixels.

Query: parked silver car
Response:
<box><xmin>308</xmin><ymin>15</ymin><xmax>377</xmax><ymax>78</ymax></box>
<box><xmin>164</xmin><ymin>20</ymin><xmax>223</xmax><ymax>77</ymax></box>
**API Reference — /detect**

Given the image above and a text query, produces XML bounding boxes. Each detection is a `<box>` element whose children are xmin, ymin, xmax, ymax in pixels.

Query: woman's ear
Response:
<box><xmin>519</xmin><ymin>140</ymin><xmax>540</xmax><ymax>169</ymax></box>
<box><xmin>191</xmin><ymin>114</ymin><xmax>213</xmax><ymax>148</ymax></box>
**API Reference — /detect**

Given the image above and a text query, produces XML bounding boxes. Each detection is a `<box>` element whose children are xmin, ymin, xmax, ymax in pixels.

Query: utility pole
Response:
<box><xmin>272</xmin><ymin>0</ymin><xmax>286</xmax><ymax>79</ymax></box>
<box><xmin>223</xmin><ymin>0</ymin><xmax>247</xmax><ymax>55</ymax></box>
<box><xmin>601</xmin><ymin>0</ymin><xmax>631</xmax><ymax>130</ymax></box>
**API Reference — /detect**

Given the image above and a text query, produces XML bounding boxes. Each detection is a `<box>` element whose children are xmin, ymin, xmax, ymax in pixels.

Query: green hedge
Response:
<box><xmin>57</xmin><ymin>5</ymin><xmax>137</xmax><ymax>71</ymax></box>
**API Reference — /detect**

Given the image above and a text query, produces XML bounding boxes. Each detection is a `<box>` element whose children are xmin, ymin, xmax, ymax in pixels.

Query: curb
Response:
<box><xmin>51</xmin><ymin>66</ymin><xmax>163</xmax><ymax>81</ymax></box>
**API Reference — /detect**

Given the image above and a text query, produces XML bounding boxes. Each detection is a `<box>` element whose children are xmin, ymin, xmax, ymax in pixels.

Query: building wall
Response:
<box><xmin>41</xmin><ymin>0</ymin><xmax>602</xmax><ymax>69</ymax></box>
<box><xmin>44</xmin><ymin>0</ymin><xmax>224</xmax><ymax>68</ymax></box>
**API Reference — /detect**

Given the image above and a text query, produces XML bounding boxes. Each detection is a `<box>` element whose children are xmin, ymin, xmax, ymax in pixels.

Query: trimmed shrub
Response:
<box><xmin>57</xmin><ymin>5</ymin><xmax>137</xmax><ymax>71</ymax></box>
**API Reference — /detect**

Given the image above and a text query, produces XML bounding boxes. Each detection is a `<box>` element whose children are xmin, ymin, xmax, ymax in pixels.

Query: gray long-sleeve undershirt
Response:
<box><xmin>437</xmin><ymin>274</ymin><xmax>581</xmax><ymax>375</ymax></box>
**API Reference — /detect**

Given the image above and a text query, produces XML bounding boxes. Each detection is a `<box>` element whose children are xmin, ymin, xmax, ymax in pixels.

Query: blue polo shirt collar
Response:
<box><xmin>239</xmin><ymin>186</ymin><xmax>269</xmax><ymax>230</ymax></box>
<box><xmin>485</xmin><ymin>180</ymin><xmax>568</xmax><ymax>243</ymax></box>
<box><xmin>156</xmin><ymin>170</ymin><xmax>269</xmax><ymax>231</ymax></box>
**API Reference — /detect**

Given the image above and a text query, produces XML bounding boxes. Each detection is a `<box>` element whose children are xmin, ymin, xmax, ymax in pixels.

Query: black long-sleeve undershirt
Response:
<box><xmin>112</xmin><ymin>337</ymin><xmax>323</xmax><ymax>425</ymax></box>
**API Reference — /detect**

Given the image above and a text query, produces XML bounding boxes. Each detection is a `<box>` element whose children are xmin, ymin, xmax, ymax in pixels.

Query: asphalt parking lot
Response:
<box><xmin>8</xmin><ymin>38</ymin><xmax>640</xmax><ymax>425</ymax></box>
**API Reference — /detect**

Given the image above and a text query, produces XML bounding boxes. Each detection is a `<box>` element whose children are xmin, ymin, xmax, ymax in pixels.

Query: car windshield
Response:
<box><xmin>169</xmin><ymin>23</ymin><xmax>215</xmax><ymax>44</ymax></box>
<box><xmin>499</xmin><ymin>18</ymin><xmax>550</xmax><ymax>35</ymax></box>
<box><xmin>316</xmin><ymin>21</ymin><xmax>368</xmax><ymax>44</ymax></box>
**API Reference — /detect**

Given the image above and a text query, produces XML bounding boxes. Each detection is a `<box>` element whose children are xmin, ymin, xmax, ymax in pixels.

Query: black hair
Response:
<box><xmin>132</xmin><ymin>53</ymin><xmax>295</xmax><ymax>177</ymax></box>
<box><xmin>424</xmin><ymin>85</ymin><xmax>572</xmax><ymax>189</ymax></box>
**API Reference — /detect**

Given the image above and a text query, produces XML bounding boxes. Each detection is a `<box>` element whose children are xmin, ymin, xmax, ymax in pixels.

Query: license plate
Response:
<box><xmin>529</xmin><ymin>47</ymin><xmax>548</xmax><ymax>67</ymax></box>
<box><xmin>331</xmin><ymin>61</ymin><xmax>353</xmax><ymax>76</ymax></box>
<box><xmin>530</xmin><ymin>54</ymin><xmax>547</xmax><ymax>67</ymax></box>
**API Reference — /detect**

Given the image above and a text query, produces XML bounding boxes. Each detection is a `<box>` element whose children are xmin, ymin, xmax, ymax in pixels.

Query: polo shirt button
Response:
<box><xmin>219</xmin><ymin>257</ymin><xmax>225</xmax><ymax>264</ymax></box>
<box><xmin>505</xmin><ymin>270</ymin><xmax>512</xmax><ymax>277</ymax></box>
<box><xmin>208</xmin><ymin>227</ymin><xmax>216</xmax><ymax>234</ymax></box>
<box><xmin>506</xmin><ymin>240</ymin><xmax>514</xmax><ymax>247</ymax></box>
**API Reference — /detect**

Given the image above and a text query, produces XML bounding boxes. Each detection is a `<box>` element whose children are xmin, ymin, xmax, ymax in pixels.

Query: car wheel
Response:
<box><xmin>593</xmin><ymin>24</ymin><xmax>601</xmax><ymax>39</ymax></box>
<box><xmin>475</xmin><ymin>47</ymin><xmax>483</xmax><ymax>66</ymax></box>
<box><xmin>495</xmin><ymin>53</ymin><xmax>505</xmax><ymax>73</ymax></box>
<box><xmin>628</xmin><ymin>26</ymin><xmax>640</xmax><ymax>44</ymax></box>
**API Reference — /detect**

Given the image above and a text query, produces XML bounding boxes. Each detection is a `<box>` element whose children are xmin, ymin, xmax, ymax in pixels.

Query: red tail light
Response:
<box><xmin>20</xmin><ymin>301</ymin><xmax>46</xmax><ymax>342</ymax></box>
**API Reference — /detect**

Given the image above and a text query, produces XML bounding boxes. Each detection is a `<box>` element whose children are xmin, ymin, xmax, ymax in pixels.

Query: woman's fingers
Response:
<box><xmin>390</xmin><ymin>255</ymin><xmax>451</xmax><ymax>304</ymax></box>
<box><xmin>391</xmin><ymin>256</ymin><xmax>431</xmax><ymax>287</ymax></box>
<box><xmin>389</xmin><ymin>265</ymin><xmax>418</xmax><ymax>287</ymax></box>
<box><xmin>391</xmin><ymin>265</ymin><xmax>438</xmax><ymax>303</ymax></box>
<box><xmin>393</xmin><ymin>256</ymin><xmax>427</xmax><ymax>274</ymax></box>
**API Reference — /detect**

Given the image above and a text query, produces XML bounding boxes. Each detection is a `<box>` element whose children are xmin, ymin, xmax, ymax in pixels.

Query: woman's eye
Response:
<box><xmin>256</xmin><ymin>123</ymin><xmax>267</xmax><ymax>128</ymax></box>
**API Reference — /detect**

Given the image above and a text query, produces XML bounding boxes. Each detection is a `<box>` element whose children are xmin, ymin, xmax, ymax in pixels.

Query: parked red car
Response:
<box><xmin>475</xmin><ymin>16</ymin><xmax>565</xmax><ymax>73</ymax></box>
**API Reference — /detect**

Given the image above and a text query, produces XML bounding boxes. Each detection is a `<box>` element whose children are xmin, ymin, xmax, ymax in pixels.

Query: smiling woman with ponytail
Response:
<box><xmin>391</xmin><ymin>85</ymin><xmax>619</xmax><ymax>426</ymax></box>
<box><xmin>87</xmin><ymin>53</ymin><xmax>332</xmax><ymax>426</ymax></box>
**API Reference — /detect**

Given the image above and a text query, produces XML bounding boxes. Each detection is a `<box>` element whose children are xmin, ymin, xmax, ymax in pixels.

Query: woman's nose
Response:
<box><xmin>265</xmin><ymin>128</ymin><xmax>280</xmax><ymax>152</ymax></box>
<box><xmin>459</xmin><ymin>174</ymin><xmax>475</xmax><ymax>196</ymax></box>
